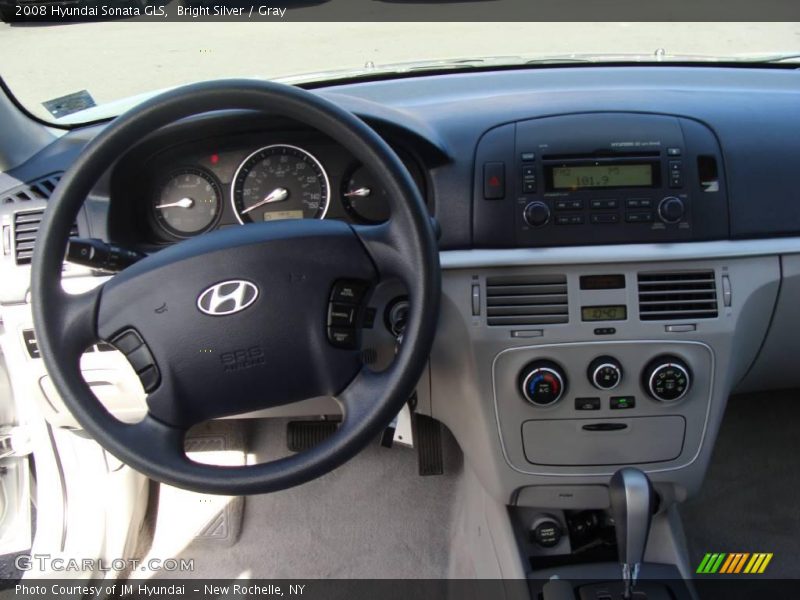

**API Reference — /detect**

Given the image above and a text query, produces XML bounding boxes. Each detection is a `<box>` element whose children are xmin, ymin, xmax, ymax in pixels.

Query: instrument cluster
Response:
<box><xmin>124</xmin><ymin>132</ymin><xmax>428</xmax><ymax>244</ymax></box>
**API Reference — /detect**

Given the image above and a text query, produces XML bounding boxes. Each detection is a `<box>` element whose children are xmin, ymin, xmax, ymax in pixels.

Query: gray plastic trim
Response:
<box><xmin>440</xmin><ymin>238</ymin><xmax>800</xmax><ymax>269</ymax></box>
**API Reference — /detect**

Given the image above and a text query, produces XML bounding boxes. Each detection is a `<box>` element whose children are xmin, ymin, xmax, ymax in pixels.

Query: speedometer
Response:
<box><xmin>231</xmin><ymin>144</ymin><xmax>330</xmax><ymax>224</ymax></box>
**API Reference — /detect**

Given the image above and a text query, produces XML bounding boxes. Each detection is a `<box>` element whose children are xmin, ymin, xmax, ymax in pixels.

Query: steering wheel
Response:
<box><xmin>31</xmin><ymin>80</ymin><xmax>440</xmax><ymax>495</ymax></box>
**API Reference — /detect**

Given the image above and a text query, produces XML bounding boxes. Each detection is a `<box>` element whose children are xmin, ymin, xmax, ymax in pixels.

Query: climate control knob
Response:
<box><xmin>588</xmin><ymin>356</ymin><xmax>623</xmax><ymax>390</ymax></box>
<box><xmin>658</xmin><ymin>196</ymin><xmax>685</xmax><ymax>224</ymax></box>
<box><xmin>523</xmin><ymin>201</ymin><xmax>551</xmax><ymax>228</ymax></box>
<box><xmin>519</xmin><ymin>360</ymin><xmax>566</xmax><ymax>406</ymax></box>
<box><xmin>643</xmin><ymin>356</ymin><xmax>691</xmax><ymax>402</ymax></box>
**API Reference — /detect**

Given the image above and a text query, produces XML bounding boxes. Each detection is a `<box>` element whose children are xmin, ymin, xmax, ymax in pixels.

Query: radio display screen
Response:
<box><xmin>581</xmin><ymin>305</ymin><xmax>628</xmax><ymax>322</ymax></box>
<box><xmin>550</xmin><ymin>164</ymin><xmax>653</xmax><ymax>190</ymax></box>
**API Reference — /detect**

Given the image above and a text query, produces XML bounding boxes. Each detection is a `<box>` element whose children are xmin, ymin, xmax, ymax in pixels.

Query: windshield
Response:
<box><xmin>1</xmin><ymin>18</ymin><xmax>799</xmax><ymax>125</ymax></box>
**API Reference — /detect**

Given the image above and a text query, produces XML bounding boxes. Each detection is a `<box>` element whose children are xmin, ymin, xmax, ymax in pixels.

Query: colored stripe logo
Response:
<box><xmin>696</xmin><ymin>553</ymin><xmax>773</xmax><ymax>574</ymax></box>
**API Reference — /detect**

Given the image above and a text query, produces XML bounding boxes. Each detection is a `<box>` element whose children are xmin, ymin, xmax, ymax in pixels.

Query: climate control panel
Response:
<box><xmin>516</xmin><ymin>353</ymin><xmax>694</xmax><ymax>408</ymax></box>
<box><xmin>496</xmin><ymin>341</ymin><xmax>713</xmax><ymax>473</ymax></box>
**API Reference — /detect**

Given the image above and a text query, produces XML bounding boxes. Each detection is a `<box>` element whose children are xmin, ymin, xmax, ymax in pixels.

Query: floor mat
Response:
<box><xmin>680</xmin><ymin>390</ymin><xmax>800</xmax><ymax>579</ymax></box>
<box><xmin>132</xmin><ymin>420</ymin><xmax>246</xmax><ymax>579</ymax></box>
<box><xmin>138</xmin><ymin>417</ymin><xmax>463</xmax><ymax>579</ymax></box>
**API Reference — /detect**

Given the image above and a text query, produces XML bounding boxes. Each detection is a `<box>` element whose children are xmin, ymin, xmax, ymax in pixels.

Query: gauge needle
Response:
<box><xmin>241</xmin><ymin>187</ymin><xmax>289</xmax><ymax>215</ymax></box>
<box><xmin>344</xmin><ymin>187</ymin><xmax>372</xmax><ymax>198</ymax></box>
<box><xmin>155</xmin><ymin>197</ymin><xmax>194</xmax><ymax>210</ymax></box>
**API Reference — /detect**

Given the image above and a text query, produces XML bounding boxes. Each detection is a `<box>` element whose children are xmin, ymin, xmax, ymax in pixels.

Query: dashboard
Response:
<box><xmin>3</xmin><ymin>64</ymin><xmax>800</xmax><ymax>512</ymax></box>
<box><xmin>106</xmin><ymin>123</ymin><xmax>428</xmax><ymax>247</ymax></box>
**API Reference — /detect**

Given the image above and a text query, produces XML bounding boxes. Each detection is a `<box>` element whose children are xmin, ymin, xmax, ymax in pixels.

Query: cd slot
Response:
<box><xmin>541</xmin><ymin>151</ymin><xmax>661</xmax><ymax>161</ymax></box>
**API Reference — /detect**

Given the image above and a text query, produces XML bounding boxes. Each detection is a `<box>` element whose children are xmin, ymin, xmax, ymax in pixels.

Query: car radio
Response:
<box><xmin>473</xmin><ymin>112</ymin><xmax>729</xmax><ymax>247</ymax></box>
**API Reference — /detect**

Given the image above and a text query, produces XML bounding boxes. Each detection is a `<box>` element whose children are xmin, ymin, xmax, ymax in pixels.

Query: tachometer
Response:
<box><xmin>231</xmin><ymin>144</ymin><xmax>330</xmax><ymax>224</ymax></box>
<box><xmin>152</xmin><ymin>167</ymin><xmax>221</xmax><ymax>238</ymax></box>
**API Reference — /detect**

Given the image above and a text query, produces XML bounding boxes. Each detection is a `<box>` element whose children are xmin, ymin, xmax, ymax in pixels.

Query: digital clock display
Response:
<box><xmin>581</xmin><ymin>305</ymin><xmax>628</xmax><ymax>322</ymax></box>
<box><xmin>551</xmin><ymin>164</ymin><xmax>653</xmax><ymax>189</ymax></box>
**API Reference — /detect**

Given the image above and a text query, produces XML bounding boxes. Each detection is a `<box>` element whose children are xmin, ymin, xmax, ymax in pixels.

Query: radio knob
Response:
<box><xmin>588</xmin><ymin>356</ymin><xmax>623</xmax><ymax>390</ymax></box>
<box><xmin>643</xmin><ymin>356</ymin><xmax>691</xmax><ymax>402</ymax></box>
<box><xmin>523</xmin><ymin>201</ymin><xmax>550</xmax><ymax>228</ymax></box>
<box><xmin>519</xmin><ymin>360</ymin><xmax>566</xmax><ymax>407</ymax></box>
<box><xmin>658</xmin><ymin>196</ymin><xmax>685</xmax><ymax>224</ymax></box>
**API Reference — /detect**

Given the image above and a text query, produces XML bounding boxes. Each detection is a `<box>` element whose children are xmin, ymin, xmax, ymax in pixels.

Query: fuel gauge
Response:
<box><xmin>341</xmin><ymin>166</ymin><xmax>390</xmax><ymax>224</ymax></box>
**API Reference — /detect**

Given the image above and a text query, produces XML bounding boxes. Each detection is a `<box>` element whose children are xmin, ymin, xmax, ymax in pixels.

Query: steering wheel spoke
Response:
<box><xmin>51</xmin><ymin>285</ymin><xmax>103</xmax><ymax>361</ymax></box>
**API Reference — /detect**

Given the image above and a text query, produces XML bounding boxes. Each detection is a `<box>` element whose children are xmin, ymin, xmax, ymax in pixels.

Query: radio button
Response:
<box><xmin>522</xmin><ymin>165</ymin><xmax>536</xmax><ymax>178</ymax></box>
<box><xmin>666</xmin><ymin>148</ymin><xmax>682</xmax><ymax>156</ymax></box>
<box><xmin>668</xmin><ymin>161</ymin><xmax>684</xmax><ymax>189</ymax></box>
<box><xmin>556</xmin><ymin>215</ymin><xmax>584</xmax><ymax>225</ymax></box>
<box><xmin>555</xmin><ymin>199</ymin><xmax>583</xmax><ymax>211</ymax></box>
<box><xmin>590</xmin><ymin>213</ymin><xmax>620</xmax><ymax>224</ymax></box>
<box><xmin>590</xmin><ymin>199</ymin><xmax>618</xmax><ymax>210</ymax></box>
<box><xmin>626</xmin><ymin>198</ymin><xmax>652</xmax><ymax>209</ymax></box>
<box><xmin>625</xmin><ymin>212</ymin><xmax>653</xmax><ymax>223</ymax></box>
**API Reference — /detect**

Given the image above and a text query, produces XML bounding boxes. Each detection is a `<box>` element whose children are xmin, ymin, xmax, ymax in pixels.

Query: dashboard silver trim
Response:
<box><xmin>440</xmin><ymin>238</ymin><xmax>800</xmax><ymax>269</ymax></box>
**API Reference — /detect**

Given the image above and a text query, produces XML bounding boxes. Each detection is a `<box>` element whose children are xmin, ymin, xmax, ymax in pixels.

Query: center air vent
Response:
<box><xmin>486</xmin><ymin>274</ymin><xmax>568</xmax><ymax>326</ymax></box>
<box><xmin>13</xmin><ymin>209</ymin><xmax>78</xmax><ymax>265</ymax></box>
<box><xmin>638</xmin><ymin>270</ymin><xmax>718</xmax><ymax>321</ymax></box>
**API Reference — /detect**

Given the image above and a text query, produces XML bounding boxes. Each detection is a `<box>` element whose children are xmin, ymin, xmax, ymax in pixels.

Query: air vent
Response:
<box><xmin>1</xmin><ymin>173</ymin><xmax>62</xmax><ymax>205</ymax></box>
<box><xmin>638</xmin><ymin>270</ymin><xmax>718</xmax><ymax>321</ymax></box>
<box><xmin>13</xmin><ymin>209</ymin><xmax>78</xmax><ymax>265</ymax></box>
<box><xmin>486</xmin><ymin>274</ymin><xmax>568</xmax><ymax>326</ymax></box>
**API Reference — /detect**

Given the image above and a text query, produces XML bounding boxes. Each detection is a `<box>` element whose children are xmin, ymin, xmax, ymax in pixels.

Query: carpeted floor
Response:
<box><xmin>141</xmin><ymin>418</ymin><xmax>464</xmax><ymax>579</ymax></box>
<box><xmin>140</xmin><ymin>392</ymin><xmax>800</xmax><ymax>583</ymax></box>
<box><xmin>680</xmin><ymin>389</ymin><xmax>800</xmax><ymax>579</ymax></box>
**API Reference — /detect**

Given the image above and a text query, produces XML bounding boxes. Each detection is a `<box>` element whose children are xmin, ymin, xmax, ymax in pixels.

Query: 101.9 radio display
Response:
<box><xmin>550</xmin><ymin>164</ymin><xmax>653</xmax><ymax>189</ymax></box>
<box><xmin>581</xmin><ymin>305</ymin><xmax>627</xmax><ymax>322</ymax></box>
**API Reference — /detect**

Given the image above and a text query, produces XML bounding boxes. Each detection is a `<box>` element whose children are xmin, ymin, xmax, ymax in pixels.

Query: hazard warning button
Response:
<box><xmin>483</xmin><ymin>162</ymin><xmax>505</xmax><ymax>200</ymax></box>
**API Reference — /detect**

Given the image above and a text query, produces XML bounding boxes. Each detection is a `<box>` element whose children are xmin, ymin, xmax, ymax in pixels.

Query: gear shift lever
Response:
<box><xmin>609</xmin><ymin>467</ymin><xmax>654</xmax><ymax>599</ymax></box>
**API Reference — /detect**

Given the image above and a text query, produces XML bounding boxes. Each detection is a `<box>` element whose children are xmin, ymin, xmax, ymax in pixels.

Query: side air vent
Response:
<box><xmin>486</xmin><ymin>274</ymin><xmax>568</xmax><ymax>326</ymax></box>
<box><xmin>13</xmin><ymin>209</ymin><xmax>78</xmax><ymax>265</ymax></box>
<box><xmin>1</xmin><ymin>173</ymin><xmax>62</xmax><ymax>205</ymax></box>
<box><xmin>638</xmin><ymin>270</ymin><xmax>718</xmax><ymax>321</ymax></box>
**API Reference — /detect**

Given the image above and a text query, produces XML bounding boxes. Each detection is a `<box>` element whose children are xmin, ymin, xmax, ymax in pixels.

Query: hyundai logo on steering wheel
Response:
<box><xmin>197</xmin><ymin>280</ymin><xmax>259</xmax><ymax>316</ymax></box>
